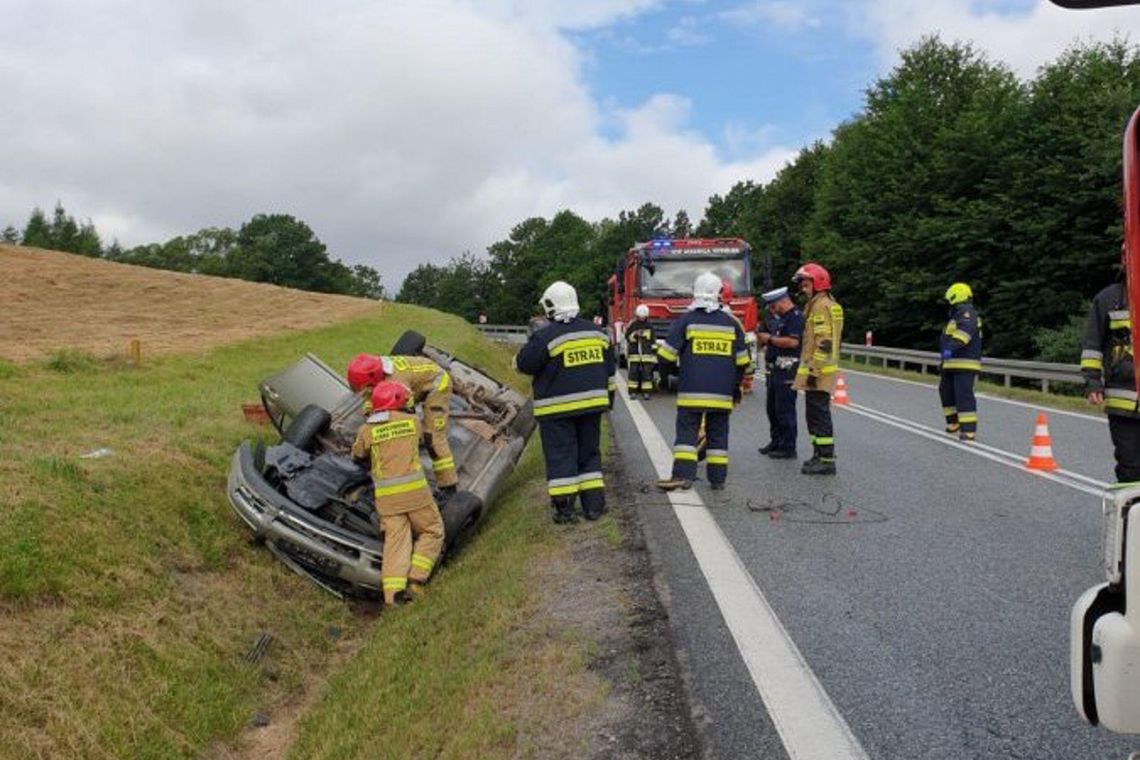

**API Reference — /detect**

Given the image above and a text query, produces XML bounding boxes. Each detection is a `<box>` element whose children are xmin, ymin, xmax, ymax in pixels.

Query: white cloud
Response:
<box><xmin>666</xmin><ymin>16</ymin><xmax>714</xmax><ymax>46</ymax></box>
<box><xmin>851</xmin><ymin>0</ymin><xmax>1140</xmax><ymax>77</ymax></box>
<box><xmin>721</xmin><ymin>1</ymin><xmax>823</xmax><ymax>32</ymax></box>
<box><xmin>0</xmin><ymin>0</ymin><xmax>791</xmax><ymax>286</ymax></box>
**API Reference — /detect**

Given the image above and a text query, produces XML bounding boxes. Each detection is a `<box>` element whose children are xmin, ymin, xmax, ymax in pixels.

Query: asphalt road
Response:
<box><xmin>610</xmin><ymin>369</ymin><xmax>1136</xmax><ymax>759</ymax></box>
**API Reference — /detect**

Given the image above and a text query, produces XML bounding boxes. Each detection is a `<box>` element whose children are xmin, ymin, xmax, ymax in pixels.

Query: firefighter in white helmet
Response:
<box><xmin>656</xmin><ymin>272</ymin><xmax>752</xmax><ymax>491</ymax></box>
<box><xmin>625</xmin><ymin>303</ymin><xmax>656</xmax><ymax>400</ymax></box>
<box><xmin>515</xmin><ymin>281</ymin><xmax>616</xmax><ymax>523</ymax></box>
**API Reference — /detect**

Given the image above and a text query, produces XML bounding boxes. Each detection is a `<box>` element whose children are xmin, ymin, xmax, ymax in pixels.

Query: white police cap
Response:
<box><xmin>762</xmin><ymin>286</ymin><xmax>789</xmax><ymax>304</ymax></box>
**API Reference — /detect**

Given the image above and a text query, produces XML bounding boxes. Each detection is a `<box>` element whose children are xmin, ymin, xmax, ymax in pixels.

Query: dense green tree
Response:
<box><xmin>21</xmin><ymin>208</ymin><xmax>52</xmax><ymax>249</ymax></box>
<box><xmin>1</xmin><ymin>225</ymin><xmax>19</xmax><ymax>243</ymax></box>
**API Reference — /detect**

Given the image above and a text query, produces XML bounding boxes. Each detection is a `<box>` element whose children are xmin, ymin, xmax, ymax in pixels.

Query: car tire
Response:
<box><xmin>391</xmin><ymin>329</ymin><xmax>427</xmax><ymax>356</ymax></box>
<box><xmin>283</xmin><ymin>404</ymin><xmax>331</xmax><ymax>450</ymax></box>
<box><xmin>440</xmin><ymin>490</ymin><xmax>483</xmax><ymax>557</ymax></box>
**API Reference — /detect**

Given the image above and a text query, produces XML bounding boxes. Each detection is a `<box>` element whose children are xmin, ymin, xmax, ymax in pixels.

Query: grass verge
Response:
<box><xmin>285</xmin><ymin>442</ymin><xmax>610</xmax><ymax>759</ymax></box>
<box><xmin>841</xmin><ymin>358</ymin><xmax>1102</xmax><ymax>416</ymax></box>
<box><xmin>0</xmin><ymin>303</ymin><xmax>528</xmax><ymax>760</ymax></box>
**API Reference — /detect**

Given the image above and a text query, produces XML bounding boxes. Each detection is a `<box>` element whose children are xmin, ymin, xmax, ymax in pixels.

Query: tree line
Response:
<box><xmin>398</xmin><ymin>37</ymin><xmax>1140</xmax><ymax>361</ymax></box>
<box><xmin>2</xmin><ymin>205</ymin><xmax>385</xmax><ymax>299</ymax></box>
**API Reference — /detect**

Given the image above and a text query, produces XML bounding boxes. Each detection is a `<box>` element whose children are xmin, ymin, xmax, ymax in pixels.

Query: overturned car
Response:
<box><xmin>227</xmin><ymin>331</ymin><xmax>535</xmax><ymax>597</ymax></box>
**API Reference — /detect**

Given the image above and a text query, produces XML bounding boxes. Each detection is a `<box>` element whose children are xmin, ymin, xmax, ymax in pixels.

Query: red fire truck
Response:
<box><xmin>607</xmin><ymin>237</ymin><xmax>759</xmax><ymax>391</ymax></box>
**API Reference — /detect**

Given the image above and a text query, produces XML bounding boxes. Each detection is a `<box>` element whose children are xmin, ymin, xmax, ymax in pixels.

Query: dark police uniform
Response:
<box><xmin>938</xmin><ymin>302</ymin><xmax>983</xmax><ymax>438</ymax></box>
<box><xmin>658</xmin><ymin>308</ymin><xmax>751</xmax><ymax>485</ymax></box>
<box><xmin>1081</xmin><ymin>282</ymin><xmax>1140</xmax><ymax>481</ymax></box>
<box><xmin>765</xmin><ymin>307</ymin><xmax>804</xmax><ymax>455</ymax></box>
<box><xmin>515</xmin><ymin>317</ymin><xmax>616</xmax><ymax>520</ymax></box>
<box><xmin>625</xmin><ymin>317</ymin><xmax>657</xmax><ymax>395</ymax></box>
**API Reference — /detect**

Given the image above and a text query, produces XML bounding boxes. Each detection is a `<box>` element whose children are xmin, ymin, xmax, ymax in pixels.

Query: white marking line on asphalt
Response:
<box><xmin>840</xmin><ymin>402</ymin><xmax>1107</xmax><ymax>498</ymax></box>
<box><xmin>841</xmin><ymin>367</ymin><xmax>1107</xmax><ymax>424</ymax></box>
<box><xmin>618</xmin><ymin>383</ymin><xmax>869</xmax><ymax>760</ymax></box>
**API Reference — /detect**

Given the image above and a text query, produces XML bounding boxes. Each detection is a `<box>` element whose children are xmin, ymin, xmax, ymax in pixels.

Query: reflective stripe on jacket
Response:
<box><xmin>657</xmin><ymin>307</ymin><xmax>750</xmax><ymax>411</ymax></box>
<box><xmin>1082</xmin><ymin>282</ymin><xmax>1139</xmax><ymax>418</ymax></box>
<box><xmin>515</xmin><ymin>317</ymin><xmax>616</xmax><ymax>419</ymax></box>
<box><xmin>625</xmin><ymin>319</ymin><xmax>658</xmax><ymax>363</ymax></box>
<box><xmin>939</xmin><ymin>302</ymin><xmax>983</xmax><ymax>373</ymax></box>
<box><xmin>792</xmin><ymin>292</ymin><xmax>843</xmax><ymax>394</ymax></box>
<box><xmin>351</xmin><ymin>410</ymin><xmax>436</xmax><ymax>515</ymax></box>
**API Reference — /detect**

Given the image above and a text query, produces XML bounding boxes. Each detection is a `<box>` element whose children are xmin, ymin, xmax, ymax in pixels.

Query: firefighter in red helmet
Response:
<box><xmin>351</xmin><ymin>381</ymin><xmax>445</xmax><ymax>605</ymax></box>
<box><xmin>791</xmin><ymin>262</ymin><xmax>844</xmax><ymax>475</ymax></box>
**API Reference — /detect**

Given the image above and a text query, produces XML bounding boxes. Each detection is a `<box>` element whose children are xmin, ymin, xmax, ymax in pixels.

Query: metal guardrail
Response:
<box><xmin>475</xmin><ymin>324</ymin><xmax>528</xmax><ymax>344</ymax></box>
<box><xmin>474</xmin><ymin>325</ymin><xmax>1085</xmax><ymax>393</ymax></box>
<box><xmin>840</xmin><ymin>344</ymin><xmax>1083</xmax><ymax>393</ymax></box>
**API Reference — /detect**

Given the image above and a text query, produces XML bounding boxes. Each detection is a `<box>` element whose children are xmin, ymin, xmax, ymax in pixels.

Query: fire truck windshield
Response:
<box><xmin>639</xmin><ymin>257</ymin><xmax>749</xmax><ymax>296</ymax></box>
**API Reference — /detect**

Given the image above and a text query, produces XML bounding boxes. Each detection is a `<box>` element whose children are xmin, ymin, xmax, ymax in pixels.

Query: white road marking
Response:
<box><xmin>841</xmin><ymin>367</ymin><xmax>1106</xmax><ymax>424</ymax></box>
<box><xmin>617</xmin><ymin>383</ymin><xmax>869</xmax><ymax>760</ymax></box>
<box><xmin>840</xmin><ymin>402</ymin><xmax>1107</xmax><ymax>498</ymax></box>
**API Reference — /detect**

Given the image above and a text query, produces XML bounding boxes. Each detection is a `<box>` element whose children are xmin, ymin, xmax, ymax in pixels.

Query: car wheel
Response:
<box><xmin>283</xmin><ymin>404</ymin><xmax>331</xmax><ymax>450</ymax></box>
<box><xmin>440</xmin><ymin>490</ymin><xmax>483</xmax><ymax>557</ymax></box>
<box><xmin>391</xmin><ymin>329</ymin><xmax>427</xmax><ymax>356</ymax></box>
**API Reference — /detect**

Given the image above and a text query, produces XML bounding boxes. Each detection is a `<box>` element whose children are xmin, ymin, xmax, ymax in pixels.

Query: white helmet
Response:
<box><xmin>635</xmin><ymin>304</ymin><xmax>649</xmax><ymax>319</ymax></box>
<box><xmin>691</xmin><ymin>271</ymin><xmax>722</xmax><ymax>310</ymax></box>
<box><xmin>539</xmin><ymin>280</ymin><xmax>580</xmax><ymax>322</ymax></box>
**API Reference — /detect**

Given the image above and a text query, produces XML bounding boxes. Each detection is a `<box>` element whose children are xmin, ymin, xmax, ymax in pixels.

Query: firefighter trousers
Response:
<box><xmin>627</xmin><ymin>358</ymin><xmax>656</xmax><ymax>393</ymax></box>
<box><xmin>538</xmin><ymin>413</ymin><xmax>605</xmax><ymax>518</ymax></box>
<box><xmin>938</xmin><ymin>370</ymin><xmax>977</xmax><ymax>435</ymax></box>
<box><xmin>804</xmin><ymin>390</ymin><xmax>834</xmax><ymax>461</ymax></box>
<box><xmin>379</xmin><ymin>504</ymin><xmax>445</xmax><ymax>604</ymax></box>
<box><xmin>765</xmin><ymin>370</ymin><xmax>798</xmax><ymax>453</ymax></box>
<box><xmin>423</xmin><ymin>387</ymin><xmax>457</xmax><ymax>488</ymax></box>
<box><xmin>1109</xmin><ymin>414</ymin><xmax>1140</xmax><ymax>483</ymax></box>
<box><xmin>672</xmin><ymin>408</ymin><xmax>730</xmax><ymax>485</ymax></box>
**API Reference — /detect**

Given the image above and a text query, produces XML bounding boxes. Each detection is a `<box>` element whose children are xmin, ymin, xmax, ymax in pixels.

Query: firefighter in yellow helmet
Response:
<box><xmin>351</xmin><ymin>381</ymin><xmax>445</xmax><ymax>605</ymax></box>
<box><xmin>939</xmin><ymin>283</ymin><xmax>983</xmax><ymax>441</ymax></box>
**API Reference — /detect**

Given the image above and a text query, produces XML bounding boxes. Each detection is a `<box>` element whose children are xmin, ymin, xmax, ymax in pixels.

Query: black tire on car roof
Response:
<box><xmin>390</xmin><ymin>329</ymin><xmax>427</xmax><ymax>355</ymax></box>
<box><xmin>283</xmin><ymin>404</ymin><xmax>331</xmax><ymax>451</ymax></box>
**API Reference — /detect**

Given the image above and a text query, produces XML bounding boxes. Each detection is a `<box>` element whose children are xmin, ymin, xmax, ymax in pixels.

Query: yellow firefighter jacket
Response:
<box><xmin>351</xmin><ymin>410</ymin><xmax>435</xmax><ymax>516</ymax></box>
<box><xmin>792</xmin><ymin>292</ymin><xmax>844</xmax><ymax>395</ymax></box>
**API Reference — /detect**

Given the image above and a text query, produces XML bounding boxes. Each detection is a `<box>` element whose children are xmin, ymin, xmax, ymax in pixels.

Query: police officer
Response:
<box><xmin>1081</xmin><ymin>260</ymin><xmax>1140</xmax><ymax>481</ymax></box>
<box><xmin>757</xmin><ymin>287</ymin><xmax>803</xmax><ymax>459</ymax></box>
<box><xmin>939</xmin><ymin>283</ymin><xmax>983</xmax><ymax>441</ymax></box>
<box><xmin>656</xmin><ymin>272</ymin><xmax>752</xmax><ymax>491</ymax></box>
<box><xmin>351</xmin><ymin>381</ymin><xmax>445</xmax><ymax>605</ymax></box>
<box><xmin>625</xmin><ymin>304</ymin><xmax>656</xmax><ymax>400</ymax></box>
<box><xmin>792</xmin><ymin>262</ymin><xmax>843</xmax><ymax>475</ymax></box>
<box><xmin>347</xmin><ymin>352</ymin><xmax>458</xmax><ymax>496</ymax></box>
<box><xmin>515</xmin><ymin>281</ymin><xmax>616</xmax><ymax>523</ymax></box>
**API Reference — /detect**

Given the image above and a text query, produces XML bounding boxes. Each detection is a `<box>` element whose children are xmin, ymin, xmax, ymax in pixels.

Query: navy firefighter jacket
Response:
<box><xmin>939</xmin><ymin>302</ymin><xmax>983</xmax><ymax>372</ymax></box>
<box><xmin>515</xmin><ymin>317</ymin><xmax>616</xmax><ymax>420</ymax></box>
<box><xmin>658</xmin><ymin>308</ymin><xmax>751</xmax><ymax>411</ymax></box>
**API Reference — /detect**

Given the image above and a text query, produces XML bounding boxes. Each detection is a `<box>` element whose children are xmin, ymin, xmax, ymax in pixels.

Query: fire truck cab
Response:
<box><xmin>607</xmin><ymin>237</ymin><xmax>759</xmax><ymax>390</ymax></box>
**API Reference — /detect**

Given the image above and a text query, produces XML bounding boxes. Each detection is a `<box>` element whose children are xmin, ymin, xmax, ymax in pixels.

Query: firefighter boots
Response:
<box><xmin>656</xmin><ymin>476</ymin><xmax>693</xmax><ymax>492</ymax></box>
<box><xmin>551</xmin><ymin>496</ymin><xmax>578</xmax><ymax>524</ymax></box>
<box><xmin>801</xmin><ymin>456</ymin><xmax>836</xmax><ymax>476</ymax></box>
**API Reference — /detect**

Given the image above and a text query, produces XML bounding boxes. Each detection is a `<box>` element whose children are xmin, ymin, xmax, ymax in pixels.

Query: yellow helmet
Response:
<box><xmin>945</xmin><ymin>282</ymin><xmax>973</xmax><ymax>305</ymax></box>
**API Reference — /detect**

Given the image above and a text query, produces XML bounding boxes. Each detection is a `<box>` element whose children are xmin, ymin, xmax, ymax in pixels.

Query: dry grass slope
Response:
<box><xmin>0</xmin><ymin>244</ymin><xmax>381</xmax><ymax>362</ymax></box>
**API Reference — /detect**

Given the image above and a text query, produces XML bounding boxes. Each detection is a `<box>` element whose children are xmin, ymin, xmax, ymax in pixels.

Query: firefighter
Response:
<box><xmin>515</xmin><ymin>281</ymin><xmax>616</xmax><ymax>523</ymax></box>
<box><xmin>792</xmin><ymin>262</ymin><xmax>843</xmax><ymax>475</ymax></box>
<box><xmin>656</xmin><ymin>271</ymin><xmax>752</xmax><ymax>491</ymax></box>
<box><xmin>346</xmin><ymin>352</ymin><xmax>458</xmax><ymax>496</ymax></box>
<box><xmin>757</xmin><ymin>287</ymin><xmax>803</xmax><ymax>459</ymax></box>
<box><xmin>351</xmin><ymin>381</ymin><xmax>445</xmax><ymax>605</ymax></box>
<box><xmin>939</xmin><ymin>283</ymin><xmax>983</xmax><ymax>441</ymax></box>
<box><xmin>1082</xmin><ymin>257</ymin><xmax>1140</xmax><ymax>481</ymax></box>
<box><xmin>625</xmin><ymin>304</ymin><xmax>656</xmax><ymax>400</ymax></box>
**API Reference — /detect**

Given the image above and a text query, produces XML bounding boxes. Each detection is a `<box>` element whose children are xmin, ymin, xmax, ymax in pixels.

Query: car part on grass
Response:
<box><xmin>227</xmin><ymin>342</ymin><xmax>534</xmax><ymax>598</ymax></box>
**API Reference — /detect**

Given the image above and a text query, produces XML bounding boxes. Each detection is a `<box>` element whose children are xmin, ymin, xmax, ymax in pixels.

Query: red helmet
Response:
<box><xmin>346</xmin><ymin>353</ymin><xmax>385</xmax><ymax>391</ymax></box>
<box><xmin>792</xmin><ymin>262</ymin><xmax>831</xmax><ymax>291</ymax></box>
<box><xmin>371</xmin><ymin>381</ymin><xmax>410</xmax><ymax>412</ymax></box>
<box><xmin>719</xmin><ymin>279</ymin><xmax>733</xmax><ymax>304</ymax></box>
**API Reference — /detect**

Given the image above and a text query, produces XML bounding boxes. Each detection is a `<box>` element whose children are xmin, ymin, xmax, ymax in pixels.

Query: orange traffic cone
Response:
<box><xmin>1025</xmin><ymin>412</ymin><xmax>1059</xmax><ymax>471</ymax></box>
<box><xmin>833</xmin><ymin>373</ymin><xmax>850</xmax><ymax>406</ymax></box>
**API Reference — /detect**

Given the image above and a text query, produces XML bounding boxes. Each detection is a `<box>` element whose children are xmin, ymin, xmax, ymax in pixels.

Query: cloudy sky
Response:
<box><xmin>2</xmin><ymin>0</ymin><xmax>1138</xmax><ymax>287</ymax></box>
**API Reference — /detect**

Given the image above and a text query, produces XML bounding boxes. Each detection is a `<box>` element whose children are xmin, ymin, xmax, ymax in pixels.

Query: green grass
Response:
<box><xmin>0</xmin><ymin>303</ymin><xmax>534</xmax><ymax>760</ymax></box>
<box><xmin>841</xmin><ymin>358</ymin><xmax>1102</xmax><ymax>416</ymax></box>
<box><xmin>287</xmin><ymin>443</ymin><xmax>607</xmax><ymax>759</ymax></box>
